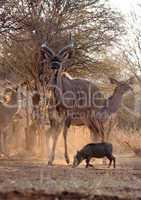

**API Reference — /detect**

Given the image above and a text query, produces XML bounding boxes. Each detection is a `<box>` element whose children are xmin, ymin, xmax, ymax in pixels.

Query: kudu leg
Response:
<box><xmin>46</xmin><ymin>127</ymin><xmax>52</xmax><ymax>160</ymax></box>
<box><xmin>0</xmin><ymin>131</ymin><xmax>3</xmax><ymax>156</ymax></box>
<box><xmin>85</xmin><ymin>118</ymin><xmax>101</xmax><ymax>142</ymax></box>
<box><xmin>97</xmin><ymin>122</ymin><xmax>108</xmax><ymax>165</ymax></box>
<box><xmin>106</xmin><ymin>117</ymin><xmax>117</xmax><ymax>142</ymax></box>
<box><xmin>0</xmin><ymin>131</ymin><xmax>6</xmax><ymax>157</ymax></box>
<box><xmin>99</xmin><ymin>122</ymin><xmax>105</xmax><ymax>142</ymax></box>
<box><xmin>2</xmin><ymin>131</ymin><xmax>8</xmax><ymax>156</ymax></box>
<box><xmin>47</xmin><ymin>126</ymin><xmax>62</xmax><ymax>166</ymax></box>
<box><xmin>63</xmin><ymin>125</ymin><xmax>70</xmax><ymax>164</ymax></box>
<box><xmin>90</xmin><ymin>129</ymin><xmax>100</xmax><ymax>142</ymax></box>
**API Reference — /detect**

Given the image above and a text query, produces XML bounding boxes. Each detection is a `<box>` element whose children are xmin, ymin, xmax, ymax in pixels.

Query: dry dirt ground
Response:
<box><xmin>0</xmin><ymin>154</ymin><xmax>140</xmax><ymax>200</ymax></box>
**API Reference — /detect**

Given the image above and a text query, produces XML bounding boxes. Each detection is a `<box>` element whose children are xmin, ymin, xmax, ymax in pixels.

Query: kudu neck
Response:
<box><xmin>52</xmin><ymin>67</ymin><xmax>63</xmax><ymax>105</ymax></box>
<box><xmin>107</xmin><ymin>87</ymin><xmax>126</xmax><ymax>114</ymax></box>
<box><xmin>54</xmin><ymin>67</ymin><xmax>63</xmax><ymax>88</ymax></box>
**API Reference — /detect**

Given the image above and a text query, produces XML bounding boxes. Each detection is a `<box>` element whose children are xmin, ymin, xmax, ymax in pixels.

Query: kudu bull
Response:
<box><xmin>40</xmin><ymin>41</ymin><xmax>104</xmax><ymax>165</ymax></box>
<box><xmin>40</xmin><ymin>41</ymin><xmax>134</xmax><ymax>165</ymax></box>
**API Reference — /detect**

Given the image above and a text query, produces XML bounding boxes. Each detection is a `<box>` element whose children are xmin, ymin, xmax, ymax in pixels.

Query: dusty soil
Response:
<box><xmin>0</xmin><ymin>154</ymin><xmax>141</xmax><ymax>200</ymax></box>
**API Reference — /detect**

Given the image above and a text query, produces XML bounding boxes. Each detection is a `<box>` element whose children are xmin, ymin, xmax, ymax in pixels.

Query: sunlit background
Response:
<box><xmin>110</xmin><ymin>0</ymin><xmax>140</xmax><ymax>14</ymax></box>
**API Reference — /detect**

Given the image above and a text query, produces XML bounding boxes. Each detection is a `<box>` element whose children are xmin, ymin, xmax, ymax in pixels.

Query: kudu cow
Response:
<box><xmin>95</xmin><ymin>77</ymin><xmax>134</xmax><ymax>141</ymax></box>
<box><xmin>40</xmin><ymin>41</ymin><xmax>104</xmax><ymax>165</ymax></box>
<box><xmin>0</xmin><ymin>82</ymin><xmax>22</xmax><ymax>156</ymax></box>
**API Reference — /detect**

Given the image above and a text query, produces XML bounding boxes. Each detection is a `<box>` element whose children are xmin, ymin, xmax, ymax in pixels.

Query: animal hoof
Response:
<box><xmin>86</xmin><ymin>164</ymin><xmax>94</xmax><ymax>168</ymax></box>
<box><xmin>47</xmin><ymin>161</ymin><xmax>53</xmax><ymax>166</ymax></box>
<box><xmin>65</xmin><ymin>157</ymin><xmax>70</xmax><ymax>164</ymax></box>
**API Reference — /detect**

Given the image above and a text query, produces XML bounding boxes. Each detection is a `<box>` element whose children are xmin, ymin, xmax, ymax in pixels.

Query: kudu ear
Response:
<box><xmin>3</xmin><ymin>80</ymin><xmax>17</xmax><ymax>92</ymax></box>
<box><xmin>77</xmin><ymin>150</ymin><xmax>80</xmax><ymax>154</ymax></box>
<box><xmin>109</xmin><ymin>77</ymin><xmax>120</xmax><ymax>85</ymax></box>
<box><xmin>41</xmin><ymin>42</ymin><xmax>55</xmax><ymax>59</ymax></box>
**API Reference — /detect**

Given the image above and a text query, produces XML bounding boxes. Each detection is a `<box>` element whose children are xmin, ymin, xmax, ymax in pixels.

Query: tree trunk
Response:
<box><xmin>25</xmin><ymin>88</ymin><xmax>36</xmax><ymax>154</ymax></box>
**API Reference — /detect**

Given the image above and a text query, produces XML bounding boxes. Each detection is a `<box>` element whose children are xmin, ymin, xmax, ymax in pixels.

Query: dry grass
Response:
<box><xmin>110</xmin><ymin>128</ymin><xmax>141</xmax><ymax>155</ymax></box>
<box><xmin>4</xmin><ymin>122</ymin><xmax>141</xmax><ymax>162</ymax></box>
<box><xmin>53</xmin><ymin>126</ymin><xmax>141</xmax><ymax>164</ymax></box>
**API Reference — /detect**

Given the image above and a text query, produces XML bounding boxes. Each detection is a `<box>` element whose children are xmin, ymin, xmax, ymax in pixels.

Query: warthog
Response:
<box><xmin>73</xmin><ymin>142</ymin><xmax>116</xmax><ymax>168</ymax></box>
